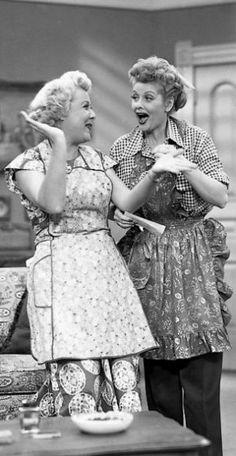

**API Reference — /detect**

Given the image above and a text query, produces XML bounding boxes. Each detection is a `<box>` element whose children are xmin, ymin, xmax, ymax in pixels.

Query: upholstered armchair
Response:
<box><xmin>0</xmin><ymin>268</ymin><xmax>45</xmax><ymax>420</ymax></box>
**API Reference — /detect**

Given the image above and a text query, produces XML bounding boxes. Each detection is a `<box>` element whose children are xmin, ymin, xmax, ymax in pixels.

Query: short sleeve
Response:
<box><xmin>196</xmin><ymin>134</ymin><xmax>229</xmax><ymax>187</ymax></box>
<box><xmin>101</xmin><ymin>153</ymin><xmax>117</xmax><ymax>170</ymax></box>
<box><xmin>5</xmin><ymin>147</ymin><xmax>45</xmax><ymax>196</ymax></box>
<box><xmin>109</xmin><ymin>134</ymin><xmax>129</xmax><ymax>164</ymax></box>
<box><xmin>109</xmin><ymin>142</ymin><xmax>120</xmax><ymax>163</ymax></box>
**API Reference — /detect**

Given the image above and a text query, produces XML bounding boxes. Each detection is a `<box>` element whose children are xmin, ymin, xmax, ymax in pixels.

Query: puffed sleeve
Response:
<box><xmin>5</xmin><ymin>146</ymin><xmax>45</xmax><ymax>196</ymax></box>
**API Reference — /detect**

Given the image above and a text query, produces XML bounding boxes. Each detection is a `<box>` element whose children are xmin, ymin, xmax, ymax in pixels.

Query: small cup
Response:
<box><xmin>19</xmin><ymin>402</ymin><xmax>40</xmax><ymax>434</ymax></box>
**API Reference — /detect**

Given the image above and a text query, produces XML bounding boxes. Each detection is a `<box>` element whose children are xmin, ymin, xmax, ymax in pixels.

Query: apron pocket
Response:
<box><xmin>28</xmin><ymin>253</ymin><xmax>52</xmax><ymax>308</ymax></box>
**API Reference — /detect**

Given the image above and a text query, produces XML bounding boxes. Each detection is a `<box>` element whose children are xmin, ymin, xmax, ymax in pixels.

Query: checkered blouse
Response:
<box><xmin>109</xmin><ymin>116</ymin><xmax>229</xmax><ymax>216</ymax></box>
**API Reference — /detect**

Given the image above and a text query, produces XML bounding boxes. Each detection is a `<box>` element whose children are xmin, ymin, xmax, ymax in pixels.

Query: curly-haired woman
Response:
<box><xmin>4</xmin><ymin>70</ymin><xmax>194</xmax><ymax>417</ymax></box>
<box><xmin>110</xmin><ymin>56</ymin><xmax>233</xmax><ymax>456</ymax></box>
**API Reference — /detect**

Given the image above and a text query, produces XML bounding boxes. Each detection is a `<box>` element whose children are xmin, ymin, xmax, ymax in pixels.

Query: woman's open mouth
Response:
<box><xmin>85</xmin><ymin>122</ymin><xmax>93</xmax><ymax>133</ymax></box>
<box><xmin>136</xmin><ymin>112</ymin><xmax>149</xmax><ymax>125</ymax></box>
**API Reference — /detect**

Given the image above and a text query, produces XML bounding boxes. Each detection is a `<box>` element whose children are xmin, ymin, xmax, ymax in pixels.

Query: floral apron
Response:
<box><xmin>118</xmin><ymin>153</ymin><xmax>232</xmax><ymax>360</ymax></box>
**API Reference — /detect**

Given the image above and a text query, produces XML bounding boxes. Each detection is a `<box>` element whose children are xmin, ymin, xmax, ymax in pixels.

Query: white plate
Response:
<box><xmin>71</xmin><ymin>411</ymin><xmax>134</xmax><ymax>435</ymax></box>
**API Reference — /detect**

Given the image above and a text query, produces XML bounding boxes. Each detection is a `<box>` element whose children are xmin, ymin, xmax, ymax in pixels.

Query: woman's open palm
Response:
<box><xmin>20</xmin><ymin>111</ymin><xmax>66</xmax><ymax>146</ymax></box>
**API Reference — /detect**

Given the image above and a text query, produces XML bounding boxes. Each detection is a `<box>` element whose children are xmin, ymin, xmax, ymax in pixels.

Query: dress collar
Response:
<box><xmin>126</xmin><ymin>116</ymin><xmax>184</xmax><ymax>159</ymax></box>
<box><xmin>166</xmin><ymin>116</ymin><xmax>184</xmax><ymax>148</ymax></box>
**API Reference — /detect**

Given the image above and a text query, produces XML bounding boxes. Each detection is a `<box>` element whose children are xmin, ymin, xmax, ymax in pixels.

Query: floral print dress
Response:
<box><xmin>5</xmin><ymin>140</ymin><xmax>156</xmax><ymax>415</ymax></box>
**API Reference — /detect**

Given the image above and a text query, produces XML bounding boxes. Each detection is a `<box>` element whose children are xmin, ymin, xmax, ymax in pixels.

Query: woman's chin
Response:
<box><xmin>138</xmin><ymin>121</ymin><xmax>149</xmax><ymax>132</ymax></box>
<box><xmin>77</xmin><ymin>134</ymin><xmax>91</xmax><ymax>144</ymax></box>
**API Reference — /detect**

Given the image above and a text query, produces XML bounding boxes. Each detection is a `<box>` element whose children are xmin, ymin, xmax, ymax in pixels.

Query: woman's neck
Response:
<box><xmin>144</xmin><ymin>122</ymin><xmax>167</xmax><ymax>148</ymax></box>
<box><xmin>66</xmin><ymin>143</ymin><xmax>80</xmax><ymax>160</ymax></box>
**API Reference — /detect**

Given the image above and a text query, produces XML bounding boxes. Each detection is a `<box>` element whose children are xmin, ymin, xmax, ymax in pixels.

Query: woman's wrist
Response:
<box><xmin>147</xmin><ymin>168</ymin><xmax>159</xmax><ymax>183</ymax></box>
<box><xmin>108</xmin><ymin>203</ymin><xmax>116</xmax><ymax>220</ymax></box>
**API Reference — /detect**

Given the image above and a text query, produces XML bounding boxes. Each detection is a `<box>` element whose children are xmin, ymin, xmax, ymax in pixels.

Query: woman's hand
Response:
<box><xmin>16</xmin><ymin>112</ymin><xmax>67</xmax><ymax>214</ymax></box>
<box><xmin>151</xmin><ymin>149</ymin><xmax>197</xmax><ymax>176</ymax></box>
<box><xmin>113</xmin><ymin>208</ymin><xmax>134</xmax><ymax>229</ymax></box>
<box><xmin>153</xmin><ymin>144</ymin><xmax>181</xmax><ymax>159</ymax></box>
<box><xmin>20</xmin><ymin>111</ymin><xmax>66</xmax><ymax>147</ymax></box>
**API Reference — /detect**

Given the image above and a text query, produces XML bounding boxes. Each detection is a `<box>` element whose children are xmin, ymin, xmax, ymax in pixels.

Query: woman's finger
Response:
<box><xmin>114</xmin><ymin>209</ymin><xmax>134</xmax><ymax>227</ymax></box>
<box><xmin>153</xmin><ymin>145</ymin><xmax>184</xmax><ymax>160</ymax></box>
<box><xmin>20</xmin><ymin>111</ymin><xmax>45</xmax><ymax>134</ymax></box>
<box><xmin>20</xmin><ymin>110</ymin><xmax>29</xmax><ymax>122</ymax></box>
<box><xmin>177</xmin><ymin>157</ymin><xmax>198</xmax><ymax>169</ymax></box>
<box><xmin>20</xmin><ymin>111</ymin><xmax>64</xmax><ymax>142</ymax></box>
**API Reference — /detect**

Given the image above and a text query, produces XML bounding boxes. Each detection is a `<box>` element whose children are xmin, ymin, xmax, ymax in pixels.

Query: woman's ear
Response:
<box><xmin>164</xmin><ymin>97</ymin><xmax>174</xmax><ymax>113</ymax></box>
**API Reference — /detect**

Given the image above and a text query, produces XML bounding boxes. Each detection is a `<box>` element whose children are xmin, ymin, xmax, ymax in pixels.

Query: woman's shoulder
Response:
<box><xmin>79</xmin><ymin>144</ymin><xmax>102</xmax><ymax>162</ymax></box>
<box><xmin>171</xmin><ymin>116</ymin><xmax>204</xmax><ymax>134</ymax></box>
<box><xmin>110</xmin><ymin>126</ymin><xmax>142</xmax><ymax>161</ymax></box>
<box><xmin>5</xmin><ymin>140</ymin><xmax>50</xmax><ymax>171</ymax></box>
<box><xmin>170</xmin><ymin>117</ymin><xmax>214</xmax><ymax>158</ymax></box>
<box><xmin>172</xmin><ymin>116</ymin><xmax>210</xmax><ymax>141</ymax></box>
<box><xmin>112</xmin><ymin>126</ymin><xmax>141</xmax><ymax>147</ymax></box>
<box><xmin>79</xmin><ymin>144</ymin><xmax>116</xmax><ymax>170</ymax></box>
<box><xmin>28</xmin><ymin>139</ymin><xmax>51</xmax><ymax>164</ymax></box>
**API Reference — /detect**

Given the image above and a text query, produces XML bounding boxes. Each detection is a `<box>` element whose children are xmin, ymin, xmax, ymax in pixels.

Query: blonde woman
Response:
<box><xmin>5</xmin><ymin>70</ymin><xmax>194</xmax><ymax>417</ymax></box>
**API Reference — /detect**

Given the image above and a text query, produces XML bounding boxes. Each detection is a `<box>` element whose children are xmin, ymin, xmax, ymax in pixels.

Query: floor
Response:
<box><xmin>221</xmin><ymin>371</ymin><xmax>236</xmax><ymax>456</ymax></box>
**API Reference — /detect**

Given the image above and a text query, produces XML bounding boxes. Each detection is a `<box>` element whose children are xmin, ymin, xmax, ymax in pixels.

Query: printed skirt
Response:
<box><xmin>34</xmin><ymin>356</ymin><xmax>142</xmax><ymax>416</ymax></box>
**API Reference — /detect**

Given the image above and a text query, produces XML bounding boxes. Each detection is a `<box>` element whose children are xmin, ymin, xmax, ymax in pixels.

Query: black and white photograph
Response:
<box><xmin>0</xmin><ymin>1</ymin><xmax>235</xmax><ymax>455</ymax></box>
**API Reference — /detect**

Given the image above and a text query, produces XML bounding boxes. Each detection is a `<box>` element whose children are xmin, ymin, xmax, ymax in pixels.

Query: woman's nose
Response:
<box><xmin>133</xmin><ymin>98</ymin><xmax>142</xmax><ymax>109</ymax></box>
<box><xmin>90</xmin><ymin>109</ymin><xmax>96</xmax><ymax>119</ymax></box>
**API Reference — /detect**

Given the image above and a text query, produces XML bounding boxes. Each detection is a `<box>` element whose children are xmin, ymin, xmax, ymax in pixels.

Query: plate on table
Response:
<box><xmin>71</xmin><ymin>411</ymin><xmax>134</xmax><ymax>434</ymax></box>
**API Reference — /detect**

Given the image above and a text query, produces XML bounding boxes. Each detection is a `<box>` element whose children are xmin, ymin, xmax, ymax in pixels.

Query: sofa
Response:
<box><xmin>0</xmin><ymin>268</ymin><xmax>45</xmax><ymax>420</ymax></box>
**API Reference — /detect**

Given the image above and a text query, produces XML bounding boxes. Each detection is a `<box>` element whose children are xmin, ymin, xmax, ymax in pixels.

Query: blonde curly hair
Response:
<box><xmin>28</xmin><ymin>70</ymin><xmax>92</xmax><ymax>126</ymax></box>
<box><xmin>128</xmin><ymin>56</ymin><xmax>188</xmax><ymax>112</ymax></box>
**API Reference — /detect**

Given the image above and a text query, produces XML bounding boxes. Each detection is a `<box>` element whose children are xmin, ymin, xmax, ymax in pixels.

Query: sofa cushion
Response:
<box><xmin>0</xmin><ymin>268</ymin><xmax>27</xmax><ymax>351</ymax></box>
<box><xmin>0</xmin><ymin>354</ymin><xmax>46</xmax><ymax>420</ymax></box>
<box><xmin>2</xmin><ymin>289</ymin><xmax>31</xmax><ymax>354</ymax></box>
<box><xmin>0</xmin><ymin>355</ymin><xmax>45</xmax><ymax>395</ymax></box>
<box><xmin>0</xmin><ymin>268</ymin><xmax>46</xmax><ymax>421</ymax></box>
<box><xmin>0</xmin><ymin>394</ymin><xmax>37</xmax><ymax>421</ymax></box>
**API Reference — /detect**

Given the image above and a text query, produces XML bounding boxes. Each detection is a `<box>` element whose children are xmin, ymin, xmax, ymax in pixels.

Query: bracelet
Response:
<box><xmin>147</xmin><ymin>168</ymin><xmax>159</xmax><ymax>183</ymax></box>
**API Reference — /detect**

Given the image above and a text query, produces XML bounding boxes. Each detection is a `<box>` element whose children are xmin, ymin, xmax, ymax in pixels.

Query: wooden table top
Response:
<box><xmin>0</xmin><ymin>411</ymin><xmax>210</xmax><ymax>456</ymax></box>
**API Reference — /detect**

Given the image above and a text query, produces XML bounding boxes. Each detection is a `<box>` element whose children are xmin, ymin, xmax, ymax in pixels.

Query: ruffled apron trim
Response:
<box><xmin>144</xmin><ymin>328</ymin><xmax>231</xmax><ymax>360</ymax></box>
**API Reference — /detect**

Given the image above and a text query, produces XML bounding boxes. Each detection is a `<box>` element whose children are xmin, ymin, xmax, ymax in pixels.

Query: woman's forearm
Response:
<box><xmin>38</xmin><ymin>154</ymin><xmax>66</xmax><ymax>213</ymax></box>
<box><xmin>109</xmin><ymin>153</ymin><xmax>198</xmax><ymax>213</ymax></box>
<box><xmin>121</xmin><ymin>169</ymin><xmax>158</xmax><ymax>212</ymax></box>
<box><xmin>183</xmin><ymin>168</ymin><xmax>228</xmax><ymax>208</ymax></box>
<box><xmin>38</xmin><ymin>140</ymin><xmax>67</xmax><ymax>213</ymax></box>
<box><xmin>108</xmin><ymin>168</ymin><xmax>158</xmax><ymax>213</ymax></box>
<box><xmin>16</xmin><ymin>139</ymin><xmax>67</xmax><ymax>214</ymax></box>
<box><xmin>16</xmin><ymin>113</ymin><xmax>68</xmax><ymax>214</ymax></box>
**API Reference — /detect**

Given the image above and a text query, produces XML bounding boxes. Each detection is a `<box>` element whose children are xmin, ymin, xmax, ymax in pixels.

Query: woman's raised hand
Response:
<box><xmin>20</xmin><ymin>111</ymin><xmax>66</xmax><ymax>147</ymax></box>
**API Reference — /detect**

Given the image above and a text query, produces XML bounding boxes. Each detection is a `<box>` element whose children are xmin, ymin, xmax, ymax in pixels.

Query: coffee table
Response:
<box><xmin>0</xmin><ymin>411</ymin><xmax>210</xmax><ymax>455</ymax></box>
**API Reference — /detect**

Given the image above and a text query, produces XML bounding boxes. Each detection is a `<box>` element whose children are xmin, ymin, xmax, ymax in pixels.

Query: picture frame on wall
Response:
<box><xmin>0</xmin><ymin>196</ymin><xmax>11</xmax><ymax>221</ymax></box>
<box><xmin>0</xmin><ymin>80</ymin><xmax>44</xmax><ymax>171</ymax></box>
<box><xmin>0</xmin><ymin>81</ymin><xmax>42</xmax><ymax>262</ymax></box>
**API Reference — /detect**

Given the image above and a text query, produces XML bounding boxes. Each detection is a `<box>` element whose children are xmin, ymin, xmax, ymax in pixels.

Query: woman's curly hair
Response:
<box><xmin>128</xmin><ymin>56</ymin><xmax>188</xmax><ymax>112</ymax></box>
<box><xmin>28</xmin><ymin>71</ymin><xmax>92</xmax><ymax>126</ymax></box>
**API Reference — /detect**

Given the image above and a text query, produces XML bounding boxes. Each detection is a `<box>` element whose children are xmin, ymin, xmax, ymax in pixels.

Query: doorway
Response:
<box><xmin>175</xmin><ymin>42</ymin><xmax>236</xmax><ymax>370</ymax></box>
